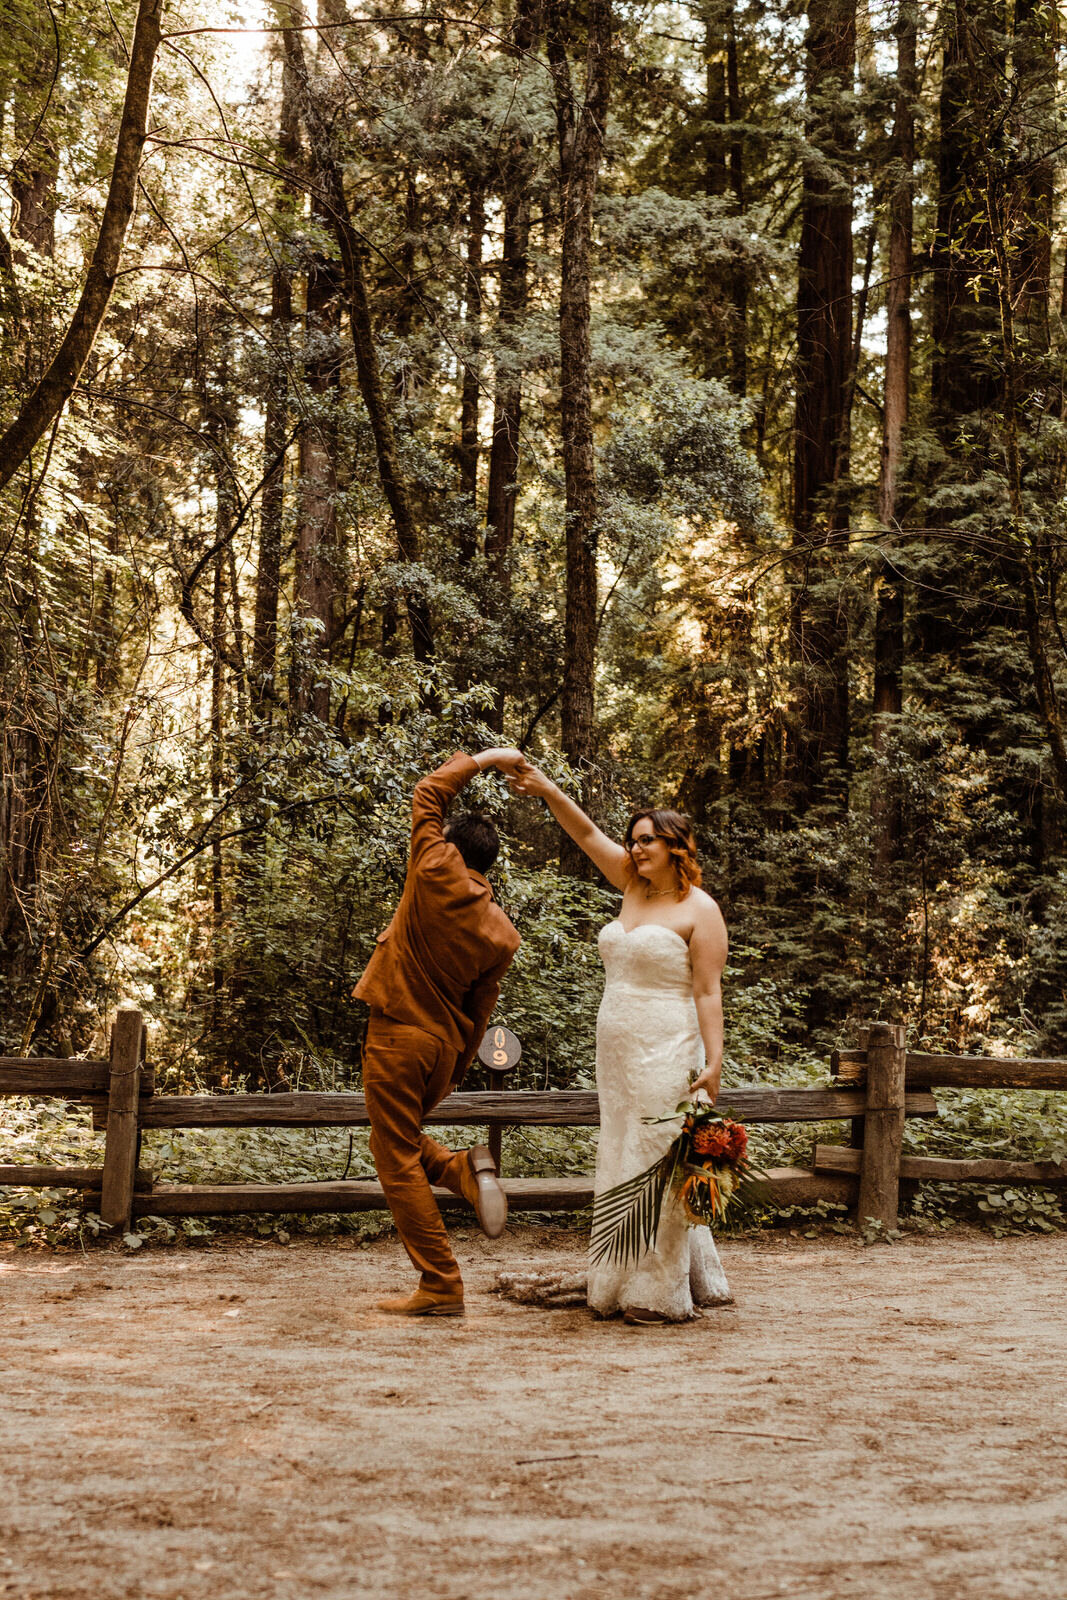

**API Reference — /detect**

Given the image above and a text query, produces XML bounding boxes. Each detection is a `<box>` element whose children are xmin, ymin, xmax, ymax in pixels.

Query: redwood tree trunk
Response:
<box><xmin>726</xmin><ymin>6</ymin><xmax>747</xmax><ymax>394</ymax></box>
<box><xmin>930</xmin><ymin>0</ymin><xmax>1002</xmax><ymax>431</ymax></box>
<box><xmin>457</xmin><ymin>182</ymin><xmax>485</xmax><ymax>510</ymax></box>
<box><xmin>12</xmin><ymin>137</ymin><xmax>58</xmax><ymax>261</ymax></box>
<box><xmin>484</xmin><ymin>179</ymin><xmax>531</xmax><ymax>581</ymax></box>
<box><xmin>872</xmin><ymin>0</ymin><xmax>916</xmax><ymax>866</ymax></box>
<box><xmin>283</xmin><ymin>24</ymin><xmax>434</xmax><ymax>663</ymax></box>
<box><xmin>12</xmin><ymin>9</ymin><xmax>59</xmax><ymax>267</ymax></box>
<box><xmin>291</xmin><ymin>247</ymin><xmax>342</xmax><ymax>722</ymax></box>
<box><xmin>697</xmin><ymin>0</ymin><xmax>746</xmax><ymax>392</ymax></box>
<box><xmin>1012</xmin><ymin>0</ymin><xmax>1054</xmax><ymax>352</ymax></box>
<box><xmin>485</xmin><ymin>0</ymin><xmax>539</xmax><ymax>592</ymax></box>
<box><xmin>547</xmin><ymin>0</ymin><xmax>613</xmax><ymax>875</ymax></box>
<box><xmin>789</xmin><ymin>0</ymin><xmax>855</xmax><ymax>810</ymax></box>
<box><xmin>253</xmin><ymin>29</ymin><xmax>301</xmax><ymax>718</ymax></box>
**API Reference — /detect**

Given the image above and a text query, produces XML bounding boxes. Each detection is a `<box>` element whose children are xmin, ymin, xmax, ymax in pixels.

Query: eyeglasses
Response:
<box><xmin>627</xmin><ymin>832</ymin><xmax>660</xmax><ymax>849</ymax></box>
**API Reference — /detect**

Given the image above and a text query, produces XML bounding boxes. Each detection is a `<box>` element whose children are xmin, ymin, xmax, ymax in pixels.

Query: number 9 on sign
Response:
<box><xmin>476</xmin><ymin>1023</ymin><xmax>521</xmax><ymax>1073</ymax></box>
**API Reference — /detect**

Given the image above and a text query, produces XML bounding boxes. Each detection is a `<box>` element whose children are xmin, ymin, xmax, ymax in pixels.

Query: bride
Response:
<box><xmin>508</xmin><ymin>764</ymin><xmax>732</xmax><ymax>1323</ymax></box>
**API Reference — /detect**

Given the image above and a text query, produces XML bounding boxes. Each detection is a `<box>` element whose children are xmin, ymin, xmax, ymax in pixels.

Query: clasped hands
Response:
<box><xmin>474</xmin><ymin>745</ymin><xmax>553</xmax><ymax>799</ymax></box>
<box><xmin>473</xmin><ymin>745</ymin><xmax>554</xmax><ymax>800</ymax></box>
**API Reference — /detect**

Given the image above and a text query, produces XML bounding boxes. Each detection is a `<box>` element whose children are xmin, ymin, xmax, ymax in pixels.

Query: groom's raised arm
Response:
<box><xmin>410</xmin><ymin>752</ymin><xmax>479</xmax><ymax>868</ymax></box>
<box><xmin>410</xmin><ymin>747</ymin><xmax>527</xmax><ymax>870</ymax></box>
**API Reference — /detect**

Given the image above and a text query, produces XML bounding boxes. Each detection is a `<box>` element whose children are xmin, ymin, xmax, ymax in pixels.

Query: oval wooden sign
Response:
<box><xmin>476</xmin><ymin>1023</ymin><xmax>522</xmax><ymax>1072</ymax></box>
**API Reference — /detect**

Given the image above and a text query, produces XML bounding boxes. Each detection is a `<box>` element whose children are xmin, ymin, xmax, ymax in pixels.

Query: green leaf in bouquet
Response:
<box><xmin>589</xmin><ymin>1142</ymin><xmax>680</xmax><ymax>1268</ymax></box>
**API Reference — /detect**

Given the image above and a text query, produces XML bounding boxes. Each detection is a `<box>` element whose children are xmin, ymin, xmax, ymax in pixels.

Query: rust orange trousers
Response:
<box><xmin>362</xmin><ymin>1009</ymin><xmax>472</xmax><ymax>1296</ymax></box>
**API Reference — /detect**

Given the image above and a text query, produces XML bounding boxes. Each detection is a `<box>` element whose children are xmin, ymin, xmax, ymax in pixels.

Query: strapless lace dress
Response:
<box><xmin>587</xmin><ymin>919</ymin><xmax>731</xmax><ymax>1320</ymax></box>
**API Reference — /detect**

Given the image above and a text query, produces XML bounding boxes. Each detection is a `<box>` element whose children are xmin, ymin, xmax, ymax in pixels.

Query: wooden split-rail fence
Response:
<box><xmin>1</xmin><ymin>1008</ymin><xmax>1065</xmax><ymax>1234</ymax></box>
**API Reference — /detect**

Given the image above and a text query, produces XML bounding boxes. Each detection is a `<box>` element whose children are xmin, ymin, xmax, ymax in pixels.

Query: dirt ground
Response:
<box><xmin>2</xmin><ymin>1225</ymin><xmax>1066</xmax><ymax>1600</ymax></box>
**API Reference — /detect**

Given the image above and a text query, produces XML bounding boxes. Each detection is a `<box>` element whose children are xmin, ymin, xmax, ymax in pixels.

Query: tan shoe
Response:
<box><xmin>464</xmin><ymin>1145</ymin><xmax>508</xmax><ymax>1239</ymax></box>
<box><xmin>622</xmin><ymin>1306</ymin><xmax>671</xmax><ymax>1326</ymax></box>
<box><xmin>376</xmin><ymin>1289</ymin><xmax>466</xmax><ymax>1317</ymax></box>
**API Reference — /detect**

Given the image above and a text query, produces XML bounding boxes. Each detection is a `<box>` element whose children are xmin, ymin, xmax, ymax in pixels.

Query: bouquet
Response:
<box><xmin>589</xmin><ymin>1099</ymin><xmax>763</xmax><ymax>1268</ymax></box>
<box><xmin>679</xmin><ymin>1109</ymin><xmax>751</xmax><ymax>1224</ymax></box>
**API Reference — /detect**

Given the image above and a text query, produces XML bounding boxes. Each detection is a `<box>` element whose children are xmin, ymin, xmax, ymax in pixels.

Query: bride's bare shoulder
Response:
<box><xmin>687</xmin><ymin>885</ymin><xmax>725</xmax><ymax>921</ymax></box>
<box><xmin>686</xmin><ymin>887</ymin><xmax>728</xmax><ymax>944</ymax></box>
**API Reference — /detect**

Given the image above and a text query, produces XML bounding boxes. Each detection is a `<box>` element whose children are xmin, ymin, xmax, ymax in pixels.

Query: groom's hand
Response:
<box><xmin>473</xmin><ymin>746</ymin><xmax>529</xmax><ymax>777</ymax></box>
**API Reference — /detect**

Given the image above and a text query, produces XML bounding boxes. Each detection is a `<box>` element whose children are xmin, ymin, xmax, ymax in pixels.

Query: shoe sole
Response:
<box><xmin>474</xmin><ymin>1172</ymin><xmax>508</xmax><ymax>1239</ymax></box>
<box><xmin>377</xmin><ymin>1302</ymin><xmax>466</xmax><ymax>1317</ymax></box>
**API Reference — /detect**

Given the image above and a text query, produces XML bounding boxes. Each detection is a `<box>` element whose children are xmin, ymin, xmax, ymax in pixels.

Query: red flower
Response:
<box><xmin>726</xmin><ymin>1121</ymin><xmax>748</xmax><ymax>1161</ymax></box>
<box><xmin>691</xmin><ymin>1125</ymin><xmax>721</xmax><ymax>1157</ymax></box>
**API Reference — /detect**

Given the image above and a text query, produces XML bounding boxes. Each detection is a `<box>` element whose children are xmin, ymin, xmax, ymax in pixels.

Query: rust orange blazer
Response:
<box><xmin>353</xmin><ymin>753</ymin><xmax>521</xmax><ymax>1083</ymax></box>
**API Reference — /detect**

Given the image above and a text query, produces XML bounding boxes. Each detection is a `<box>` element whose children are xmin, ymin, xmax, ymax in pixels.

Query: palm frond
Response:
<box><xmin>589</xmin><ymin>1142</ymin><xmax>680</xmax><ymax>1268</ymax></box>
<box><xmin>732</xmin><ymin>1167</ymin><xmax>774</xmax><ymax>1213</ymax></box>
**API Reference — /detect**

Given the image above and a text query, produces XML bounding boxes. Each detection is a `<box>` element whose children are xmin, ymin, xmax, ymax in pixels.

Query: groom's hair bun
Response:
<box><xmin>447</xmin><ymin>810</ymin><xmax>500</xmax><ymax>874</ymax></box>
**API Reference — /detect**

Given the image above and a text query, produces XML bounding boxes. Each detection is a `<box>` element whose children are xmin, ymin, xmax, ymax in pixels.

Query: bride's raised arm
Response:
<box><xmin>507</xmin><ymin>763</ymin><xmax>629</xmax><ymax>892</ymax></box>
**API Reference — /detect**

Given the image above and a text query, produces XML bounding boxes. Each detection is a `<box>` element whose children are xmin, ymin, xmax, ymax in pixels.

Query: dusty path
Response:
<box><xmin>2</xmin><ymin>1227</ymin><xmax>1065</xmax><ymax>1600</ymax></box>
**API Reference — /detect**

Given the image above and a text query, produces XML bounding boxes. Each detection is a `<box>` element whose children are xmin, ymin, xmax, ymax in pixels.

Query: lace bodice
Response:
<box><xmin>597</xmin><ymin>918</ymin><xmax>693</xmax><ymax>998</ymax></box>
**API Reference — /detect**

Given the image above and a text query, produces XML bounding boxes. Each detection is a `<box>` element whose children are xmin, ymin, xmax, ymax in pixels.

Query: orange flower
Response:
<box><xmin>681</xmin><ymin>1171</ymin><xmax>725</xmax><ymax>1222</ymax></box>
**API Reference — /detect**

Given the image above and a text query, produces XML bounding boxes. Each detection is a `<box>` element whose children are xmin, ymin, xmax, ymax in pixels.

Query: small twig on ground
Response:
<box><xmin>516</xmin><ymin>1453</ymin><xmax>596</xmax><ymax>1465</ymax></box>
<box><xmin>708</xmin><ymin>1429</ymin><xmax>818</xmax><ymax>1443</ymax></box>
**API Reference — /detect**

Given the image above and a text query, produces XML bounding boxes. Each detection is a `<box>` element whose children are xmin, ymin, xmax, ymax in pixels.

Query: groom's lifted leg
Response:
<box><xmin>420</xmin><ymin>1133</ymin><xmax>508</xmax><ymax>1241</ymax></box>
<box><xmin>363</xmin><ymin>1012</ymin><xmax>507</xmax><ymax>1316</ymax></box>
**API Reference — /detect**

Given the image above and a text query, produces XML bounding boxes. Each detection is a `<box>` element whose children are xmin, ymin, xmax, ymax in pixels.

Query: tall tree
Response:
<box><xmin>698</xmin><ymin>0</ymin><xmax>746</xmax><ymax>392</ymax></box>
<box><xmin>547</xmin><ymin>0</ymin><xmax>613</xmax><ymax>873</ymax></box>
<box><xmin>1010</xmin><ymin>0</ymin><xmax>1055</xmax><ymax>351</ymax></box>
<box><xmin>930</xmin><ymin>0</ymin><xmax>1003</xmax><ymax>432</ymax></box>
<box><xmin>283</xmin><ymin>22</ymin><xmax>434</xmax><ymax>664</ymax></box>
<box><xmin>11</xmin><ymin>8</ymin><xmax>58</xmax><ymax>264</ymax></box>
<box><xmin>292</xmin><ymin>242</ymin><xmax>342</xmax><ymax>722</ymax></box>
<box><xmin>484</xmin><ymin>0</ymin><xmax>540</xmax><ymax>600</ymax></box>
<box><xmin>0</xmin><ymin>0</ymin><xmax>165</xmax><ymax>494</ymax></box>
<box><xmin>789</xmin><ymin>0</ymin><xmax>855</xmax><ymax>809</ymax></box>
<box><xmin>253</xmin><ymin>25</ymin><xmax>302</xmax><ymax>719</ymax></box>
<box><xmin>457</xmin><ymin>180</ymin><xmax>485</xmax><ymax>508</ymax></box>
<box><xmin>872</xmin><ymin>0</ymin><xmax>917</xmax><ymax>866</ymax></box>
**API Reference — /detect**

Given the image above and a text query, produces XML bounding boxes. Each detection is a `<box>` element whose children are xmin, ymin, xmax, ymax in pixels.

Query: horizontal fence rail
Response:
<box><xmin>830</xmin><ymin>1050</ymin><xmax>1067</xmax><ymax>1092</ymax></box>
<box><xmin>1</xmin><ymin>1007</ymin><xmax>1065</xmax><ymax>1233</ymax></box>
<box><xmin>813</xmin><ymin>1146</ymin><xmax>1067</xmax><ymax>1187</ymax></box>
<box><xmin>128</xmin><ymin>1168</ymin><xmax>863</xmax><ymax>1220</ymax></box>
<box><xmin>0</xmin><ymin>1164</ymin><xmax>154</xmax><ymax>1190</ymax></box>
<box><xmin>0</xmin><ymin>1059</ymin><xmax>154</xmax><ymax>1097</ymax></box>
<box><xmin>107</xmin><ymin>1085</ymin><xmax>940</xmax><ymax>1132</ymax></box>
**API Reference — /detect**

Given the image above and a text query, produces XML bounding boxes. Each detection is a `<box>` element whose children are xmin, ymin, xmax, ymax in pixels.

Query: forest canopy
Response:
<box><xmin>3</xmin><ymin>0</ymin><xmax>1067</xmax><ymax>1096</ymax></box>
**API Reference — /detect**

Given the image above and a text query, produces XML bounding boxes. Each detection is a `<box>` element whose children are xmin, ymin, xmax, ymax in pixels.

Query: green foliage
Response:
<box><xmin>2</xmin><ymin>0</ymin><xmax>1067</xmax><ymax>1250</ymax></box>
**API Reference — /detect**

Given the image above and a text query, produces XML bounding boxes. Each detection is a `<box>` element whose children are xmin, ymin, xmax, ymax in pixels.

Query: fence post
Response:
<box><xmin>100</xmin><ymin>1003</ymin><xmax>145</xmax><ymax>1232</ymax></box>
<box><xmin>856</xmin><ymin>1020</ymin><xmax>906</xmax><ymax>1232</ymax></box>
<box><xmin>477</xmin><ymin>1024</ymin><xmax>521</xmax><ymax>1175</ymax></box>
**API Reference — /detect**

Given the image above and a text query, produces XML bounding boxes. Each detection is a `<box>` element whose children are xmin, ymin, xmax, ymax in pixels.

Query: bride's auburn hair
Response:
<box><xmin>623</xmin><ymin>809</ymin><xmax>702</xmax><ymax>898</ymax></box>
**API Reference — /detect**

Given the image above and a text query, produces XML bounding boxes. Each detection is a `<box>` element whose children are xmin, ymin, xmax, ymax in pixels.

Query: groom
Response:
<box><xmin>353</xmin><ymin>748</ymin><xmax>525</xmax><ymax>1316</ymax></box>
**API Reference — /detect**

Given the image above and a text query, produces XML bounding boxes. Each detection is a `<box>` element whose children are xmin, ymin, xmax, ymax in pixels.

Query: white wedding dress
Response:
<box><xmin>587</xmin><ymin>919</ymin><xmax>732</xmax><ymax>1320</ymax></box>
